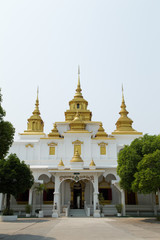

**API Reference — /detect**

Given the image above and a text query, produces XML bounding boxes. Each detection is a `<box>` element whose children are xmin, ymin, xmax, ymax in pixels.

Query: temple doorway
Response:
<box><xmin>73</xmin><ymin>182</ymin><xmax>82</xmax><ymax>209</ymax></box>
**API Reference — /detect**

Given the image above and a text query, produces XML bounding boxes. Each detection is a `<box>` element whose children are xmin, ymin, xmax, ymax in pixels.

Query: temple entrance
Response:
<box><xmin>73</xmin><ymin>182</ymin><xmax>82</xmax><ymax>209</ymax></box>
<box><xmin>70</xmin><ymin>181</ymin><xmax>85</xmax><ymax>209</ymax></box>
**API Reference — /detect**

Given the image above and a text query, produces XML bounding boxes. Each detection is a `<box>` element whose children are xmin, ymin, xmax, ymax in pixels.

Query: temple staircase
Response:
<box><xmin>69</xmin><ymin>209</ymin><xmax>87</xmax><ymax>217</ymax></box>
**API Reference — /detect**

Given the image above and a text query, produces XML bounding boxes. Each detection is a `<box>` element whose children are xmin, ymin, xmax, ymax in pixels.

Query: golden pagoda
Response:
<box><xmin>48</xmin><ymin>123</ymin><xmax>61</xmax><ymax>138</ymax></box>
<box><xmin>65</xmin><ymin>66</ymin><xmax>92</xmax><ymax>121</ymax></box>
<box><xmin>89</xmin><ymin>159</ymin><xmax>96</xmax><ymax>167</ymax></box>
<box><xmin>94</xmin><ymin>123</ymin><xmax>108</xmax><ymax>138</ymax></box>
<box><xmin>112</xmin><ymin>86</ymin><xmax>142</xmax><ymax>135</ymax></box>
<box><xmin>58</xmin><ymin>159</ymin><xmax>64</xmax><ymax>167</ymax></box>
<box><xmin>70</xmin><ymin>150</ymin><xmax>83</xmax><ymax>163</ymax></box>
<box><xmin>69</xmin><ymin>111</ymin><xmax>86</xmax><ymax>131</ymax></box>
<box><xmin>23</xmin><ymin>88</ymin><xmax>44</xmax><ymax>135</ymax></box>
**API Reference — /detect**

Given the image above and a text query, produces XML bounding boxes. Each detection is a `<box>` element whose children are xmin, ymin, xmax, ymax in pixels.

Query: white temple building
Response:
<box><xmin>4</xmin><ymin>70</ymin><xmax>159</xmax><ymax>217</ymax></box>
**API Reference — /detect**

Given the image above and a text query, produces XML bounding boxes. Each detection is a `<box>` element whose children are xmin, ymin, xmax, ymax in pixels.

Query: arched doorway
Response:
<box><xmin>70</xmin><ymin>181</ymin><xmax>85</xmax><ymax>209</ymax></box>
<box><xmin>73</xmin><ymin>182</ymin><xmax>82</xmax><ymax>209</ymax></box>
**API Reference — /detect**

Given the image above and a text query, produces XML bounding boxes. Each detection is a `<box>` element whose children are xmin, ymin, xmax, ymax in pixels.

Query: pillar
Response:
<box><xmin>0</xmin><ymin>193</ymin><xmax>3</xmax><ymax>211</ymax></box>
<box><xmin>93</xmin><ymin>174</ymin><xmax>99</xmax><ymax>211</ymax></box>
<box><xmin>121</xmin><ymin>189</ymin><xmax>126</xmax><ymax>216</ymax></box>
<box><xmin>28</xmin><ymin>189</ymin><xmax>33</xmax><ymax>205</ymax></box>
<box><xmin>53</xmin><ymin>174</ymin><xmax>60</xmax><ymax>216</ymax></box>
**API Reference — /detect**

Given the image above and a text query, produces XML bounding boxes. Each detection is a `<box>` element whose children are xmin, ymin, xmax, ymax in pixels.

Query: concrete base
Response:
<box><xmin>52</xmin><ymin>210</ymin><xmax>59</xmax><ymax>218</ymax></box>
<box><xmin>93</xmin><ymin>209</ymin><xmax>100</xmax><ymax>218</ymax></box>
<box><xmin>38</xmin><ymin>211</ymin><xmax>44</xmax><ymax>218</ymax></box>
<box><xmin>0</xmin><ymin>215</ymin><xmax>17</xmax><ymax>221</ymax></box>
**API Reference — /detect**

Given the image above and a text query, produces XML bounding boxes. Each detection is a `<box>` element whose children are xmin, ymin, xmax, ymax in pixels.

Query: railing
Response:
<box><xmin>84</xmin><ymin>201</ymin><xmax>90</xmax><ymax>217</ymax></box>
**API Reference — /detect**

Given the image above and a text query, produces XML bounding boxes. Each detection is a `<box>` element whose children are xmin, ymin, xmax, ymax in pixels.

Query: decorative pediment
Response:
<box><xmin>98</xmin><ymin>142</ymin><xmax>108</xmax><ymax>146</ymax></box>
<box><xmin>25</xmin><ymin>144</ymin><xmax>34</xmax><ymax>148</ymax></box>
<box><xmin>47</xmin><ymin>142</ymin><xmax>58</xmax><ymax>147</ymax></box>
<box><xmin>72</xmin><ymin>140</ymin><xmax>83</xmax><ymax>145</ymax></box>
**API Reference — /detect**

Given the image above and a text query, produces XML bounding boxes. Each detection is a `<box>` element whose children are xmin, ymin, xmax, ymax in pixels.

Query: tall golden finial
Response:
<box><xmin>112</xmin><ymin>85</ymin><xmax>142</xmax><ymax>135</ymax></box>
<box><xmin>23</xmin><ymin>87</ymin><xmax>44</xmax><ymax>134</ymax></box>
<box><xmin>75</xmin><ymin>65</ymin><xmax>82</xmax><ymax>98</ymax></box>
<box><xmin>33</xmin><ymin>87</ymin><xmax>40</xmax><ymax>115</ymax></box>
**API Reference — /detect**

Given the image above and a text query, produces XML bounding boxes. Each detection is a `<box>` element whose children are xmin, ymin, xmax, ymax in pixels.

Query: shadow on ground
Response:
<box><xmin>0</xmin><ymin>234</ymin><xmax>56</xmax><ymax>240</ymax></box>
<box><xmin>16</xmin><ymin>219</ymin><xmax>50</xmax><ymax>223</ymax></box>
<box><xmin>141</xmin><ymin>218</ymin><xmax>160</xmax><ymax>224</ymax></box>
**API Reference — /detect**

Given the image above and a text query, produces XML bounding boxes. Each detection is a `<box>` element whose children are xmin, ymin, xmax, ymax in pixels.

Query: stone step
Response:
<box><xmin>69</xmin><ymin>209</ymin><xmax>86</xmax><ymax>217</ymax></box>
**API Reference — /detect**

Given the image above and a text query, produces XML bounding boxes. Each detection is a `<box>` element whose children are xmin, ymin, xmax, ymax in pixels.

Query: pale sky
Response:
<box><xmin>0</xmin><ymin>0</ymin><xmax>160</xmax><ymax>139</ymax></box>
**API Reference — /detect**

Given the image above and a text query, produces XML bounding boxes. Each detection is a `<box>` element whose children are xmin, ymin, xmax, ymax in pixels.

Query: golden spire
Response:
<box><xmin>24</xmin><ymin>88</ymin><xmax>44</xmax><ymax>134</ymax></box>
<box><xmin>95</xmin><ymin>123</ymin><xmax>108</xmax><ymax>138</ymax></box>
<box><xmin>48</xmin><ymin>123</ymin><xmax>61</xmax><ymax>138</ymax></box>
<box><xmin>74</xmin><ymin>65</ymin><xmax>82</xmax><ymax>98</ymax></box>
<box><xmin>89</xmin><ymin>159</ymin><xmax>96</xmax><ymax>167</ymax></box>
<box><xmin>65</xmin><ymin>67</ymin><xmax>92</xmax><ymax>121</ymax></box>
<box><xmin>32</xmin><ymin>87</ymin><xmax>40</xmax><ymax>116</ymax></box>
<box><xmin>112</xmin><ymin>86</ymin><xmax>142</xmax><ymax>135</ymax></box>
<box><xmin>58</xmin><ymin>159</ymin><xmax>64</xmax><ymax>167</ymax></box>
<box><xmin>70</xmin><ymin>150</ymin><xmax>83</xmax><ymax>162</ymax></box>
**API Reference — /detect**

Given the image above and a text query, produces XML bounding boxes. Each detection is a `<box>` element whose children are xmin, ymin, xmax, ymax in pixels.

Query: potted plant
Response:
<box><xmin>0</xmin><ymin>208</ymin><xmax>17</xmax><ymax>222</ymax></box>
<box><xmin>25</xmin><ymin>204</ymin><xmax>32</xmax><ymax>217</ymax></box>
<box><xmin>34</xmin><ymin>183</ymin><xmax>46</xmax><ymax>217</ymax></box>
<box><xmin>98</xmin><ymin>193</ymin><xmax>105</xmax><ymax>217</ymax></box>
<box><xmin>116</xmin><ymin>204</ymin><xmax>123</xmax><ymax>216</ymax></box>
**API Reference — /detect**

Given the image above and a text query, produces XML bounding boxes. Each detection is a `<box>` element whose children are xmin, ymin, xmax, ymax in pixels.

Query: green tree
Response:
<box><xmin>132</xmin><ymin>149</ymin><xmax>160</xmax><ymax>194</ymax></box>
<box><xmin>0</xmin><ymin>89</ymin><xmax>15</xmax><ymax>159</ymax></box>
<box><xmin>117</xmin><ymin>145</ymin><xmax>141</xmax><ymax>191</ymax></box>
<box><xmin>117</xmin><ymin>134</ymin><xmax>160</xmax><ymax>194</ymax></box>
<box><xmin>0</xmin><ymin>154</ymin><xmax>34</xmax><ymax>213</ymax></box>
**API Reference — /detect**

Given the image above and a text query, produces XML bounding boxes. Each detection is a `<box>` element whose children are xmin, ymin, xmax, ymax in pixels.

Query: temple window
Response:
<box><xmin>49</xmin><ymin>147</ymin><xmax>55</xmax><ymax>155</ymax></box>
<box><xmin>48</xmin><ymin>142</ymin><xmax>58</xmax><ymax>155</ymax></box>
<box><xmin>72</xmin><ymin>140</ymin><xmax>83</xmax><ymax>155</ymax></box>
<box><xmin>74</xmin><ymin>144</ymin><xmax>81</xmax><ymax>155</ymax></box>
<box><xmin>100</xmin><ymin>145</ymin><xmax>106</xmax><ymax>155</ymax></box>
<box><xmin>98</xmin><ymin>142</ymin><xmax>108</xmax><ymax>155</ymax></box>
<box><xmin>77</xmin><ymin>103</ymin><xmax>80</xmax><ymax>109</ymax></box>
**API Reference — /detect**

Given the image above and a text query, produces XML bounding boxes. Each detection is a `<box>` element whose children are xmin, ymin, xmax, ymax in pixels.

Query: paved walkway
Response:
<box><xmin>0</xmin><ymin>217</ymin><xmax>160</xmax><ymax>240</ymax></box>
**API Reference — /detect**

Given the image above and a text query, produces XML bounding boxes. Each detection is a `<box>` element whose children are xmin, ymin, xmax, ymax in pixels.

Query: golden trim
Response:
<box><xmin>40</xmin><ymin>137</ymin><xmax>63</xmax><ymax>139</ymax></box>
<box><xmin>65</xmin><ymin>130</ymin><xmax>90</xmax><ymax>133</ymax></box>
<box><xmin>72</xmin><ymin>140</ymin><xmax>84</xmax><ymax>145</ymax></box>
<box><xmin>92</xmin><ymin>137</ymin><xmax>115</xmax><ymax>140</ymax></box>
<box><xmin>20</xmin><ymin>132</ymin><xmax>45</xmax><ymax>135</ymax></box>
<box><xmin>25</xmin><ymin>144</ymin><xmax>34</xmax><ymax>148</ymax></box>
<box><xmin>47</xmin><ymin>142</ymin><xmax>58</xmax><ymax>146</ymax></box>
<box><xmin>98</xmin><ymin>142</ymin><xmax>108</xmax><ymax>146</ymax></box>
<box><xmin>112</xmin><ymin>131</ymin><xmax>142</xmax><ymax>135</ymax></box>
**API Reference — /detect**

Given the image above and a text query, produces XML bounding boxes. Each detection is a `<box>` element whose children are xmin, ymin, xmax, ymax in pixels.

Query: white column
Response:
<box><xmin>53</xmin><ymin>174</ymin><xmax>60</xmax><ymax>216</ymax></box>
<box><xmin>0</xmin><ymin>193</ymin><xmax>3</xmax><ymax>211</ymax></box>
<box><xmin>90</xmin><ymin>182</ymin><xmax>93</xmax><ymax>205</ymax></box>
<box><xmin>61</xmin><ymin>181</ymin><xmax>64</xmax><ymax>207</ymax></box>
<box><xmin>28</xmin><ymin>189</ymin><xmax>33</xmax><ymax>205</ymax></box>
<box><xmin>121</xmin><ymin>189</ymin><xmax>126</xmax><ymax>216</ymax></box>
<box><xmin>93</xmin><ymin>174</ymin><xmax>99</xmax><ymax>211</ymax></box>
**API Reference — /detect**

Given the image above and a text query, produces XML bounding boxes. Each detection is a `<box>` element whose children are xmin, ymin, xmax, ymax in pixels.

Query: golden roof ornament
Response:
<box><xmin>24</xmin><ymin>88</ymin><xmax>44</xmax><ymax>134</ymax></box>
<box><xmin>89</xmin><ymin>159</ymin><xmax>96</xmax><ymax>167</ymax></box>
<box><xmin>58</xmin><ymin>159</ymin><xmax>64</xmax><ymax>167</ymax></box>
<box><xmin>69</xmin><ymin>111</ymin><xmax>86</xmax><ymax>131</ymax></box>
<box><xmin>112</xmin><ymin>85</ymin><xmax>142</xmax><ymax>135</ymax></box>
<box><xmin>74</xmin><ymin>65</ymin><xmax>82</xmax><ymax>98</ymax></box>
<box><xmin>48</xmin><ymin>123</ymin><xmax>61</xmax><ymax>138</ymax></box>
<box><xmin>70</xmin><ymin>150</ymin><xmax>83</xmax><ymax>163</ymax></box>
<box><xmin>65</xmin><ymin>66</ymin><xmax>92</xmax><ymax>121</ymax></box>
<box><xmin>95</xmin><ymin>123</ymin><xmax>108</xmax><ymax>138</ymax></box>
